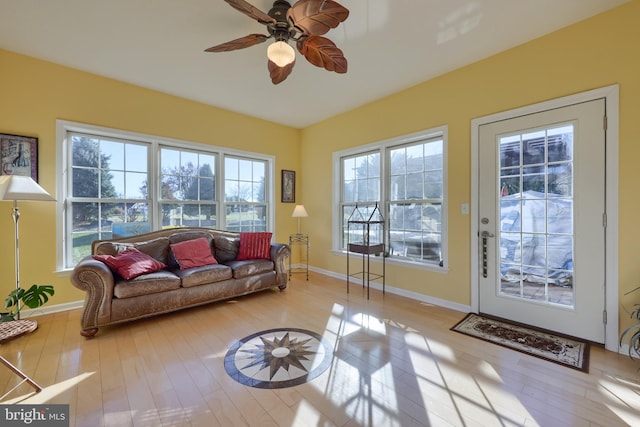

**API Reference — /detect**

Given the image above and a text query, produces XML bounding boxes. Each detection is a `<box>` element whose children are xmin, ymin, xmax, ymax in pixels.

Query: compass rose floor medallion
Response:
<box><xmin>224</xmin><ymin>328</ymin><xmax>334</xmax><ymax>389</ymax></box>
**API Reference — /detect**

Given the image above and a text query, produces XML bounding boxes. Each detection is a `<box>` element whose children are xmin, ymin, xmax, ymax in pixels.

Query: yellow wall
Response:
<box><xmin>0</xmin><ymin>49</ymin><xmax>300</xmax><ymax>307</ymax></box>
<box><xmin>1</xmin><ymin>1</ymin><xmax>639</xmax><ymax>335</ymax></box>
<box><xmin>300</xmin><ymin>1</ymin><xmax>640</xmax><ymax>329</ymax></box>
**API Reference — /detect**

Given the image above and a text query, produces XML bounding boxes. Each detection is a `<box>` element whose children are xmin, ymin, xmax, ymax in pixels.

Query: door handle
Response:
<box><xmin>481</xmin><ymin>230</ymin><xmax>494</xmax><ymax>278</ymax></box>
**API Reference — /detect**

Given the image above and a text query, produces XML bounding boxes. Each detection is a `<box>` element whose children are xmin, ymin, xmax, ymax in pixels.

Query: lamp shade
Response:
<box><xmin>0</xmin><ymin>175</ymin><xmax>55</xmax><ymax>201</ymax></box>
<box><xmin>267</xmin><ymin>41</ymin><xmax>295</xmax><ymax>67</ymax></box>
<box><xmin>292</xmin><ymin>205</ymin><xmax>308</xmax><ymax>218</ymax></box>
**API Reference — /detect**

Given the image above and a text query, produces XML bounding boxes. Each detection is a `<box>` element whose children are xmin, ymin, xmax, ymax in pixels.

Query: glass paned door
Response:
<box><xmin>478</xmin><ymin>99</ymin><xmax>606</xmax><ymax>343</ymax></box>
<box><xmin>499</xmin><ymin>125</ymin><xmax>575</xmax><ymax>306</ymax></box>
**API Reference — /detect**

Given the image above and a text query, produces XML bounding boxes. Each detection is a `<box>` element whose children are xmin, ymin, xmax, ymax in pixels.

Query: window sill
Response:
<box><xmin>54</xmin><ymin>268</ymin><xmax>74</xmax><ymax>277</ymax></box>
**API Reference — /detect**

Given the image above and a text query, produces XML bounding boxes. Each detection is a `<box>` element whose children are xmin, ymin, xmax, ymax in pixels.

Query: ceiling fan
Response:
<box><xmin>205</xmin><ymin>0</ymin><xmax>349</xmax><ymax>84</ymax></box>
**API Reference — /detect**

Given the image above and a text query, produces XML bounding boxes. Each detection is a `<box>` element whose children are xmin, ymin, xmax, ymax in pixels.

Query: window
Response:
<box><xmin>159</xmin><ymin>147</ymin><xmax>216</xmax><ymax>228</ymax></box>
<box><xmin>388</xmin><ymin>139</ymin><xmax>444</xmax><ymax>263</ymax></box>
<box><xmin>335</xmin><ymin>127</ymin><xmax>447</xmax><ymax>267</ymax></box>
<box><xmin>224</xmin><ymin>156</ymin><xmax>267</xmax><ymax>232</ymax></box>
<box><xmin>67</xmin><ymin>133</ymin><xmax>150</xmax><ymax>267</ymax></box>
<box><xmin>341</xmin><ymin>151</ymin><xmax>380</xmax><ymax>248</ymax></box>
<box><xmin>57</xmin><ymin>121</ymin><xmax>274</xmax><ymax>270</ymax></box>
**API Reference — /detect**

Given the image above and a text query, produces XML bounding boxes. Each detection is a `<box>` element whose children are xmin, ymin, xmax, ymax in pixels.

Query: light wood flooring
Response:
<box><xmin>1</xmin><ymin>273</ymin><xmax>639</xmax><ymax>426</ymax></box>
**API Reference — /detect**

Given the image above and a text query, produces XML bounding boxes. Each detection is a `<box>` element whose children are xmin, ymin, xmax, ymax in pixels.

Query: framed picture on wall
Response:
<box><xmin>281</xmin><ymin>170</ymin><xmax>295</xmax><ymax>203</ymax></box>
<box><xmin>0</xmin><ymin>133</ymin><xmax>38</xmax><ymax>181</ymax></box>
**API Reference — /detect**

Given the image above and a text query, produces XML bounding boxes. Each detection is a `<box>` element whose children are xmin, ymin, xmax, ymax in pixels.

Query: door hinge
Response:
<box><xmin>603</xmin><ymin>310</ymin><xmax>607</xmax><ymax>324</ymax></box>
<box><xmin>603</xmin><ymin>115</ymin><xmax>608</xmax><ymax>131</ymax></box>
<box><xmin>603</xmin><ymin>213</ymin><xmax>607</xmax><ymax>228</ymax></box>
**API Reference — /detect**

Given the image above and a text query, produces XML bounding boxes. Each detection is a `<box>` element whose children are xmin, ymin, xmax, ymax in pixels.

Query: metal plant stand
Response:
<box><xmin>346</xmin><ymin>203</ymin><xmax>385</xmax><ymax>299</ymax></box>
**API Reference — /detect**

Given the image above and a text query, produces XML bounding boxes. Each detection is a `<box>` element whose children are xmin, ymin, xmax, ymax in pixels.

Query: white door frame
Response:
<box><xmin>470</xmin><ymin>85</ymin><xmax>619</xmax><ymax>352</ymax></box>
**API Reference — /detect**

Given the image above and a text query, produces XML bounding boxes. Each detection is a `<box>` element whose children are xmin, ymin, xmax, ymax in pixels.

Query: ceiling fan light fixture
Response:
<box><xmin>267</xmin><ymin>40</ymin><xmax>295</xmax><ymax>67</ymax></box>
<box><xmin>207</xmin><ymin>0</ymin><xmax>350</xmax><ymax>83</ymax></box>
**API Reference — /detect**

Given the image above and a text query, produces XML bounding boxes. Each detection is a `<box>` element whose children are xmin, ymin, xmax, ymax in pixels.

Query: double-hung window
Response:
<box><xmin>340</xmin><ymin>151</ymin><xmax>381</xmax><ymax>248</ymax></box>
<box><xmin>335</xmin><ymin>127</ymin><xmax>447</xmax><ymax>267</ymax></box>
<box><xmin>224</xmin><ymin>156</ymin><xmax>267</xmax><ymax>232</ymax></box>
<box><xmin>159</xmin><ymin>147</ymin><xmax>216</xmax><ymax>228</ymax></box>
<box><xmin>67</xmin><ymin>132</ymin><xmax>151</xmax><ymax>267</ymax></box>
<box><xmin>57</xmin><ymin>120</ymin><xmax>273</xmax><ymax>270</ymax></box>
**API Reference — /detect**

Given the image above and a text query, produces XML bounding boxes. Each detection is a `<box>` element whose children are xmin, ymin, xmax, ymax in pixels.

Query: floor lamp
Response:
<box><xmin>0</xmin><ymin>175</ymin><xmax>55</xmax><ymax>319</ymax></box>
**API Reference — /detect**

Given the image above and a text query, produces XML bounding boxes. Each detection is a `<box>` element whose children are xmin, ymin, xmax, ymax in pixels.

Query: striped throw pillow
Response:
<box><xmin>236</xmin><ymin>232</ymin><xmax>272</xmax><ymax>260</ymax></box>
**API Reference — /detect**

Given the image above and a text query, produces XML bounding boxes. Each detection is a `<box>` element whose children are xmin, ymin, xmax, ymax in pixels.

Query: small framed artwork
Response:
<box><xmin>0</xmin><ymin>133</ymin><xmax>38</xmax><ymax>181</ymax></box>
<box><xmin>281</xmin><ymin>169</ymin><xmax>296</xmax><ymax>203</ymax></box>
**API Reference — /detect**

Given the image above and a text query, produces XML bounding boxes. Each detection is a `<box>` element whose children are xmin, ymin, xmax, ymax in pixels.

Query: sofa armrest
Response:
<box><xmin>270</xmin><ymin>243</ymin><xmax>291</xmax><ymax>289</ymax></box>
<box><xmin>70</xmin><ymin>256</ymin><xmax>116</xmax><ymax>337</ymax></box>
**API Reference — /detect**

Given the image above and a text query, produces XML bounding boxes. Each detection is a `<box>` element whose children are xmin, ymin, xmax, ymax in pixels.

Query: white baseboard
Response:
<box><xmin>289</xmin><ymin>263</ymin><xmax>305</xmax><ymax>269</ymax></box>
<box><xmin>17</xmin><ymin>300</ymin><xmax>84</xmax><ymax>319</ymax></box>
<box><xmin>308</xmin><ymin>265</ymin><xmax>471</xmax><ymax>314</ymax></box>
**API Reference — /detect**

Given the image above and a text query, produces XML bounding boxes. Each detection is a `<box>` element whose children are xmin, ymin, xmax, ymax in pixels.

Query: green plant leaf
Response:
<box><xmin>620</xmin><ymin>325</ymin><xmax>640</xmax><ymax>359</ymax></box>
<box><xmin>0</xmin><ymin>313</ymin><xmax>15</xmax><ymax>322</ymax></box>
<box><xmin>629</xmin><ymin>329</ymin><xmax>640</xmax><ymax>359</ymax></box>
<box><xmin>21</xmin><ymin>284</ymin><xmax>55</xmax><ymax>309</ymax></box>
<box><xmin>4</xmin><ymin>288</ymin><xmax>25</xmax><ymax>310</ymax></box>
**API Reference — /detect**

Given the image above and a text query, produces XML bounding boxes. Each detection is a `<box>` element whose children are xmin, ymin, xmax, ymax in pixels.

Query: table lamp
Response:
<box><xmin>291</xmin><ymin>204</ymin><xmax>308</xmax><ymax>235</ymax></box>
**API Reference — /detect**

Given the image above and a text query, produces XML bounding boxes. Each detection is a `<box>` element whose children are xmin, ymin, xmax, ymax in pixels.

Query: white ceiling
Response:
<box><xmin>0</xmin><ymin>0</ymin><xmax>628</xmax><ymax>128</ymax></box>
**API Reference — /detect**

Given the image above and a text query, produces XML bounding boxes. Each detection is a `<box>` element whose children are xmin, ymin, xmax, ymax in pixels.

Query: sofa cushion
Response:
<box><xmin>169</xmin><ymin>231</ymin><xmax>213</xmax><ymax>245</ymax></box>
<box><xmin>236</xmin><ymin>232</ymin><xmax>272</xmax><ymax>260</ymax></box>
<box><xmin>170</xmin><ymin>237</ymin><xmax>218</xmax><ymax>269</ymax></box>
<box><xmin>114</xmin><ymin>270</ymin><xmax>181</xmax><ymax>298</ymax></box>
<box><xmin>213</xmin><ymin>236</ymin><xmax>240</xmax><ymax>262</ymax></box>
<box><xmin>174</xmin><ymin>264</ymin><xmax>233</xmax><ymax>288</ymax></box>
<box><xmin>93</xmin><ymin>248</ymin><xmax>167</xmax><ymax>280</ymax></box>
<box><xmin>135</xmin><ymin>237</ymin><xmax>170</xmax><ymax>265</ymax></box>
<box><xmin>93</xmin><ymin>237</ymin><xmax>170</xmax><ymax>263</ymax></box>
<box><xmin>93</xmin><ymin>241</ymin><xmax>132</xmax><ymax>256</ymax></box>
<box><xmin>224</xmin><ymin>259</ymin><xmax>275</xmax><ymax>279</ymax></box>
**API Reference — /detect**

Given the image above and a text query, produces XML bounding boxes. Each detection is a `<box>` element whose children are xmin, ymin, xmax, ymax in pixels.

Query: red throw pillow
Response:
<box><xmin>93</xmin><ymin>248</ymin><xmax>166</xmax><ymax>280</ymax></box>
<box><xmin>170</xmin><ymin>237</ymin><xmax>218</xmax><ymax>269</ymax></box>
<box><xmin>236</xmin><ymin>232</ymin><xmax>272</xmax><ymax>260</ymax></box>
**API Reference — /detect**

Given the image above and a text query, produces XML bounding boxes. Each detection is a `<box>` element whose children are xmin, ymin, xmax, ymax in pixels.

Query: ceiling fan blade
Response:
<box><xmin>225</xmin><ymin>0</ymin><xmax>276</xmax><ymax>25</ymax></box>
<box><xmin>297</xmin><ymin>36</ymin><xmax>347</xmax><ymax>73</ymax></box>
<box><xmin>268</xmin><ymin>59</ymin><xmax>295</xmax><ymax>84</ymax></box>
<box><xmin>205</xmin><ymin>34</ymin><xmax>269</xmax><ymax>52</ymax></box>
<box><xmin>287</xmin><ymin>0</ymin><xmax>349</xmax><ymax>36</ymax></box>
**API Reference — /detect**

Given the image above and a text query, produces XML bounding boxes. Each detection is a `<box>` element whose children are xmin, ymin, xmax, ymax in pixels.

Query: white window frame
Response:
<box><xmin>332</xmin><ymin>126</ymin><xmax>448</xmax><ymax>271</ymax></box>
<box><xmin>158</xmin><ymin>145</ymin><xmax>218</xmax><ymax>229</ymax></box>
<box><xmin>221</xmin><ymin>154</ymin><xmax>270</xmax><ymax>233</ymax></box>
<box><xmin>55</xmin><ymin>120</ymin><xmax>275</xmax><ymax>272</ymax></box>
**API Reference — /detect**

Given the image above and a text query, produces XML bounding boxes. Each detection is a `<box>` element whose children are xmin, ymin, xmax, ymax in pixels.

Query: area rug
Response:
<box><xmin>224</xmin><ymin>328</ymin><xmax>334</xmax><ymax>389</ymax></box>
<box><xmin>451</xmin><ymin>313</ymin><xmax>590</xmax><ymax>372</ymax></box>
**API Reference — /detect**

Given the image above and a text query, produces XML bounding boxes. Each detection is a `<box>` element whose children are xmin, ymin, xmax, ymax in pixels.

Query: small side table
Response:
<box><xmin>289</xmin><ymin>234</ymin><xmax>309</xmax><ymax>280</ymax></box>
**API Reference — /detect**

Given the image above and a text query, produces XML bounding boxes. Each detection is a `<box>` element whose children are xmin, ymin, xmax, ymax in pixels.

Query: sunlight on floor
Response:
<box><xmin>298</xmin><ymin>302</ymin><xmax>549</xmax><ymax>426</ymax></box>
<box><xmin>2</xmin><ymin>372</ymin><xmax>94</xmax><ymax>404</ymax></box>
<box><xmin>292</xmin><ymin>399</ymin><xmax>322</xmax><ymax>426</ymax></box>
<box><xmin>599</xmin><ymin>374</ymin><xmax>640</xmax><ymax>425</ymax></box>
<box><xmin>289</xmin><ymin>299</ymin><xmax>640</xmax><ymax>426</ymax></box>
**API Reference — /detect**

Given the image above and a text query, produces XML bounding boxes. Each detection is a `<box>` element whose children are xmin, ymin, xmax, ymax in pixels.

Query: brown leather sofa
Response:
<box><xmin>70</xmin><ymin>227</ymin><xmax>290</xmax><ymax>337</ymax></box>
